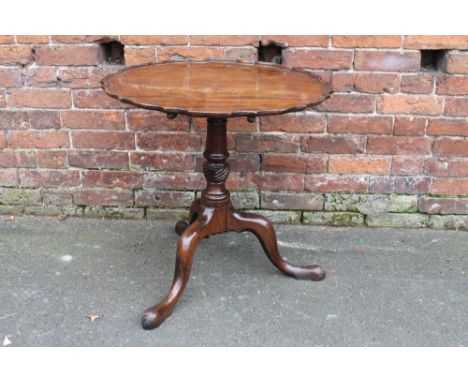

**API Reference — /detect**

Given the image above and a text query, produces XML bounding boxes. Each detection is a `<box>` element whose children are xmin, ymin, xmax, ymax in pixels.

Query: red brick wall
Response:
<box><xmin>0</xmin><ymin>35</ymin><xmax>467</xmax><ymax>229</ymax></box>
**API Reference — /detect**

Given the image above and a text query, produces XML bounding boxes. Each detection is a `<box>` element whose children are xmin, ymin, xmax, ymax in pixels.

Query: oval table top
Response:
<box><xmin>101</xmin><ymin>61</ymin><xmax>331</xmax><ymax>118</ymax></box>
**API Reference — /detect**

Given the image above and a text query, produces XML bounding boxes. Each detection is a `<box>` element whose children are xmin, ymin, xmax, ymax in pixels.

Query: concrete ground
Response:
<box><xmin>0</xmin><ymin>216</ymin><xmax>466</xmax><ymax>346</ymax></box>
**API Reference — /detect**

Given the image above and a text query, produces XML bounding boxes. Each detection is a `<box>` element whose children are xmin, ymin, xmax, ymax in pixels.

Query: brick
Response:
<box><xmin>427</xmin><ymin>119</ymin><xmax>468</xmax><ymax>136</ymax></box>
<box><xmin>144</xmin><ymin>172</ymin><xmax>205</xmax><ymax>190</ymax></box>
<box><xmin>0</xmin><ymin>35</ymin><xmax>15</xmax><ymax>43</ymax></box>
<box><xmin>391</xmin><ymin>157</ymin><xmax>424</xmax><ymax>175</ymax></box>
<box><xmin>367</xmin><ymin>136</ymin><xmax>432</xmax><ymax>155</ymax></box>
<box><xmin>261</xmin><ymin>154</ymin><xmax>327</xmax><ymax>174</ymax></box>
<box><xmin>424</xmin><ymin>158</ymin><xmax>468</xmax><ymax>177</ymax></box>
<box><xmin>354</xmin><ymin>51</ymin><xmax>420</xmax><ymax>72</ymax></box>
<box><xmin>83</xmin><ymin>171</ymin><xmax>143</xmax><ymax>188</ymax></box>
<box><xmin>432</xmin><ymin>179</ymin><xmax>468</xmax><ymax>196</ymax></box>
<box><xmin>245</xmin><ymin>210</ymin><xmax>301</xmax><ymax>224</ymax></box>
<box><xmin>42</xmin><ymin>189</ymin><xmax>73</xmax><ymax>206</ymax></box>
<box><xmin>124</xmin><ymin>47</ymin><xmax>156</xmax><ymax>67</ymax></box>
<box><xmin>26</xmin><ymin>67</ymin><xmax>58</xmax><ymax>88</ymax></box>
<box><xmin>324</xmin><ymin>193</ymin><xmax>418</xmax><ymax>214</ymax></box>
<box><xmin>135</xmin><ymin>190</ymin><xmax>193</xmax><ymax>208</ymax></box>
<box><xmin>401</xmin><ymin>74</ymin><xmax>434</xmax><ymax>94</ymax></box>
<box><xmin>433</xmin><ymin>139</ymin><xmax>468</xmax><ymax>157</ymax></box>
<box><xmin>0</xmin><ymin>68</ymin><xmax>22</xmax><ymax>87</ymax></box>
<box><xmin>428</xmin><ymin>215</ymin><xmax>468</xmax><ymax>230</ymax></box>
<box><xmin>72</xmin><ymin>131</ymin><xmax>134</xmax><ymax>150</ymax></box>
<box><xmin>229</xmin><ymin>154</ymin><xmax>260</xmax><ymax>172</ymax></box>
<box><xmin>377</xmin><ymin>95</ymin><xmax>443</xmax><ymax>116</ymax></box>
<box><xmin>190</xmin><ymin>35</ymin><xmax>259</xmax><ymax>46</ymax></box>
<box><xmin>315</xmin><ymin>94</ymin><xmax>374</xmax><ymax>113</ymax></box>
<box><xmin>146</xmin><ymin>208</ymin><xmax>189</xmax><ymax>221</ymax></box>
<box><xmin>16</xmin><ymin>35</ymin><xmax>49</xmax><ymax>44</ymax></box>
<box><xmin>28</xmin><ymin>111</ymin><xmax>61</xmax><ymax>129</ymax></box>
<box><xmin>0</xmin><ymin>45</ymin><xmax>32</xmax><ymax>65</ymax></box>
<box><xmin>332</xmin><ymin>35</ymin><xmax>401</xmax><ymax>48</ymax></box>
<box><xmin>73</xmin><ymin>189</ymin><xmax>133</xmax><ymax>207</ymax></box>
<box><xmin>61</xmin><ymin>111</ymin><xmax>125</xmax><ymax>130</ymax></box>
<box><xmin>10</xmin><ymin>89</ymin><xmax>71</xmax><ymax>109</ymax></box>
<box><xmin>403</xmin><ymin>35</ymin><xmax>468</xmax><ymax>49</ymax></box>
<box><xmin>261</xmin><ymin>35</ymin><xmax>329</xmax><ymax>47</ymax></box>
<box><xmin>8</xmin><ymin>131</ymin><xmax>69</xmax><ymax>149</ymax></box>
<box><xmin>260</xmin><ymin>113</ymin><xmax>325</xmax><ymax>133</ymax></box>
<box><xmin>193</xmin><ymin>117</ymin><xmax>256</xmax><ymax>133</ymax></box>
<box><xmin>235</xmin><ymin>134</ymin><xmax>299</xmax><ymax>153</ymax></box>
<box><xmin>131</xmin><ymin>152</ymin><xmax>193</xmax><ymax>171</ymax></box>
<box><xmin>302</xmin><ymin>135</ymin><xmax>365</xmax><ymax>154</ymax></box>
<box><xmin>393</xmin><ymin>117</ymin><xmax>426</xmax><ymax>136</ymax></box>
<box><xmin>50</xmin><ymin>35</ymin><xmax>116</xmax><ymax>43</ymax></box>
<box><xmin>262</xmin><ymin>191</ymin><xmax>323</xmax><ymax>210</ymax></box>
<box><xmin>329</xmin><ymin>157</ymin><xmax>391</xmax><ymax>175</ymax></box>
<box><xmin>69</xmin><ymin>151</ymin><xmax>129</xmax><ymax>170</ymax></box>
<box><xmin>444</xmin><ymin>98</ymin><xmax>468</xmax><ymax>117</ymax></box>
<box><xmin>120</xmin><ymin>35</ymin><xmax>188</xmax><ymax>45</ymax></box>
<box><xmin>419</xmin><ymin>197</ymin><xmax>468</xmax><ymax>215</ymax></box>
<box><xmin>36</xmin><ymin>151</ymin><xmax>67</xmax><ymax>168</ymax></box>
<box><xmin>225</xmin><ymin>47</ymin><xmax>257</xmax><ymax>62</ymax></box>
<box><xmin>19</xmin><ymin>169</ymin><xmax>80</xmax><ymax>187</ymax></box>
<box><xmin>73</xmin><ymin>90</ymin><xmax>132</xmax><ymax>109</ymax></box>
<box><xmin>83</xmin><ymin>207</ymin><xmax>143</xmax><ymax>219</ymax></box>
<box><xmin>0</xmin><ymin>151</ymin><xmax>36</xmax><ymax>168</ymax></box>
<box><xmin>248</xmin><ymin>172</ymin><xmax>304</xmax><ymax>192</ymax></box>
<box><xmin>0</xmin><ymin>132</ymin><xmax>5</xmax><ymax>148</ymax></box>
<box><xmin>436</xmin><ymin>76</ymin><xmax>468</xmax><ymax>95</ymax></box>
<box><xmin>157</xmin><ymin>47</ymin><xmax>224</xmax><ymax>61</ymax></box>
<box><xmin>441</xmin><ymin>51</ymin><xmax>468</xmax><ymax>74</ymax></box>
<box><xmin>137</xmin><ymin>132</ymin><xmax>201</xmax><ymax>151</ymax></box>
<box><xmin>369</xmin><ymin>176</ymin><xmax>430</xmax><ymax>194</ymax></box>
<box><xmin>0</xmin><ymin>169</ymin><xmax>18</xmax><ymax>186</ymax></box>
<box><xmin>305</xmin><ymin>175</ymin><xmax>368</xmax><ymax>192</ymax></box>
<box><xmin>303</xmin><ymin>212</ymin><xmax>364</xmax><ymax>227</ymax></box>
<box><xmin>59</xmin><ymin>67</ymin><xmax>117</xmax><ymax>89</ymax></box>
<box><xmin>127</xmin><ymin>111</ymin><xmax>189</xmax><ymax>132</ymax></box>
<box><xmin>0</xmin><ymin>111</ymin><xmax>29</xmax><ymax>129</ymax></box>
<box><xmin>34</xmin><ymin>45</ymin><xmax>104</xmax><ymax>65</ymax></box>
<box><xmin>332</xmin><ymin>72</ymin><xmax>399</xmax><ymax>94</ymax></box>
<box><xmin>366</xmin><ymin>213</ymin><xmax>428</xmax><ymax>228</ymax></box>
<box><xmin>283</xmin><ymin>49</ymin><xmax>352</xmax><ymax>70</ymax></box>
<box><xmin>230</xmin><ymin>191</ymin><xmax>260</xmax><ymax>209</ymax></box>
<box><xmin>327</xmin><ymin>115</ymin><xmax>392</xmax><ymax>134</ymax></box>
<box><xmin>0</xmin><ymin>188</ymin><xmax>41</xmax><ymax>205</ymax></box>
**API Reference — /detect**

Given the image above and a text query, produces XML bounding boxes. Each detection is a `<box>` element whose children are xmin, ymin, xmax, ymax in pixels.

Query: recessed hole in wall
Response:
<box><xmin>257</xmin><ymin>43</ymin><xmax>283</xmax><ymax>64</ymax></box>
<box><xmin>100</xmin><ymin>41</ymin><xmax>125</xmax><ymax>65</ymax></box>
<box><xmin>420</xmin><ymin>50</ymin><xmax>447</xmax><ymax>71</ymax></box>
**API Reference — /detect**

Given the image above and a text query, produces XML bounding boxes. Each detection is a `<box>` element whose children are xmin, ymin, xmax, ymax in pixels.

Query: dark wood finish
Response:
<box><xmin>141</xmin><ymin>118</ymin><xmax>325</xmax><ymax>330</ymax></box>
<box><xmin>101</xmin><ymin>61</ymin><xmax>330</xmax><ymax>330</ymax></box>
<box><xmin>102</xmin><ymin>60</ymin><xmax>331</xmax><ymax>118</ymax></box>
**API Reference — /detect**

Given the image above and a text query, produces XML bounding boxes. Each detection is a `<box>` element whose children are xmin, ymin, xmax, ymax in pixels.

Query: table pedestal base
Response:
<box><xmin>141</xmin><ymin>117</ymin><xmax>325</xmax><ymax>330</ymax></box>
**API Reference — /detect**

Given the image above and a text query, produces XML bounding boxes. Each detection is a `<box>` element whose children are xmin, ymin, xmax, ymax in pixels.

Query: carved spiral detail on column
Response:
<box><xmin>203</xmin><ymin>162</ymin><xmax>230</xmax><ymax>184</ymax></box>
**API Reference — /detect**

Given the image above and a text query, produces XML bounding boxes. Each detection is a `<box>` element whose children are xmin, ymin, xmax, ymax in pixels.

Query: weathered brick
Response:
<box><xmin>124</xmin><ymin>47</ymin><xmax>156</xmax><ymax>67</ymax></box>
<box><xmin>245</xmin><ymin>209</ymin><xmax>301</xmax><ymax>224</ymax></box>
<box><xmin>225</xmin><ymin>47</ymin><xmax>257</xmax><ymax>62</ymax></box>
<box><xmin>427</xmin><ymin>119</ymin><xmax>468</xmax><ymax>136</ymax></box>
<box><xmin>0</xmin><ymin>68</ymin><xmax>23</xmax><ymax>87</ymax></box>
<box><xmin>302</xmin><ymin>135</ymin><xmax>366</xmax><ymax>154</ymax></box>
<box><xmin>0</xmin><ymin>132</ymin><xmax>6</xmax><ymax>148</ymax></box>
<box><xmin>130</xmin><ymin>152</ymin><xmax>193</xmax><ymax>171</ymax></box>
<box><xmin>444</xmin><ymin>98</ymin><xmax>468</xmax><ymax>117</ymax></box>
<box><xmin>0</xmin><ymin>35</ymin><xmax>15</xmax><ymax>43</ymax></box>
<box><xmin>229</xmin><ymin>154</ymin><xmax>260</xmax><ymax>172</ymax></box>
<box><xmin>401</xmin><ymin>74</ymin><xmax>434</xmax><ymax>94</ymax></box>
<box><xmin>235</xmin><ymin>134</ymin><xmax>299</xmax><ymax>153</ymax></box>
<box><xmin>434</xmin><ymin>138</ymin><xmax>468</xmax><ymax>157</ymax></box>
<box><xmin>146</xmin><ymin>208</ymin><xmax>189</xmax><ymax>221</ymax></box>
<box><xmin>428</xmin><ymin>215</ymin><xmax>468</xmax><ymax>230</ymax></box>
<box><xmin>303</xmin><ymin>212</ymin><xmax>364</xmax><ymax>227</ymax></box>
<box><xmin>261</xmin><ymin>154</ymin><xmax>327</xmax><ymax>174</ymax></box>
<box><xmin>0</xmin><ymin>45</ymin><xmax>32</xmax><ymax>65</ymax></box>
<box><xmin>34</xmin><ymin>45</ymin><xmax>104</xmax><ymax>65</ymax></box>
<box><xmin>0</xmin><ymin>151</ymin><xmax>36</xmax><ymax>168</ymax></box>
<box><xmin>354</xmin><ymin>51</ymin><xmax>420</xmax><ymax>72</ymax></box>
<box><xmin>368</xmin><ymin>136</ymin><xmax>432</xmax><ymax>155</ymax></box>
<box><xmin>260</xmin><ymin>113</ymin><xmax>325</xmax><ymax>133</ymax></box>
<box><xmin>42</xmin><ymin>189</ymin><xmax>73</xmax><ymax>206</ymax></box>
<box><xmin>73</xmin><ymin>90</ymin><xmax>132</xmax><ymax>109</ymax></box>
<box><xmin>391</xmin><ymin>157</ymin><xmax>424</xmax><ymax>175</ymax></box>
<box><xmin>436</xmin><ymin>76</ymin><xmax>468</xmax><ymax>95</ymax></box>
<box><xmin>51</xmin><ymin>35</ymin><xmax>116</xmax><ymax>43</ymax></box>
<box><xmin>261</xmin><ymin>191</ymin><xmax>323</xmax><ymax>210</ymax></box>
<box><xmin>69</xmin><ymin>151</ymin><xmax>129</xmax><ymax>170</ymax></box>
<box><xmin>0</xmin><ymin>188</ymin><xmax>41</xmax><ymax>205</ymax></box>
<box><xmin>8</xmin><ymin>131</ymin><xmax>69</xmax><ymax>149</ymax></box>
<box><xmin>403</xmin><ymin>35</ymin><xmax>468</xmax><ymax>49</ymax></box>
<box><xmin>61</xmin><ymin>110</ymin><xmax>125</xmax><ymax>130</ymax></box>
<box><xmin>83</xmin><ymin>207</ymin><xmax>143</xmax><ymax>219</ymax></box>
<box><xmin>315</xmin><ymin>94</ymin><xmax>375</xmax><ymax>113</ymax></box>
<box><xmin>192</xmin><ymin>117</ymin><xmax>257</xmax><ymax>133</ymax></box>
<box><xmin>36</xmin><ymin>151</ymin><xmax>67</xmax><ymax>168</ymax></box>
<box><xmin>424</xmin><ymin>158</ymin><xmax>468</xmax><ymax>177</ymax></box>
<box><xmin>332</xmin><ymin>72</ymin><xmax>399</xmax><ymax>94</ymax></box>
<box><xmin>419</xmin><ymin>197</ymin><xmax>468</xmax><ymax>215</ymax></box>
<box><xmin>441</xmin><ymin>51</ymin><xmax>468</xmax><ymax>74</ymax></box>
<box><xmin>19</xmin><ymin>169</ymin><xmax>80</xmax><ymax>187</ymax></box>
<box><xmin>83</xmin><ymin>171</ymin><xmax>143</xmax><ymax>188</ymax></box>
<box><xmin>190</xmin><ymin>35</ymin><xmax>259</xmax><ymax>46</ymax></box>
<box><xmin>16</xmin><ymin>35</ymin><xmax>49</xmax><ymax>44</ymax></box>
<box><xmin>305</xmin><ymin>175</ymin><xmax>368</xmax><ymax>192</ymax></box>
<box><xmin>432</xmin><ymin>179</ymin><xmax>468</xmax><ymax>196</ymax></box>
<box><xmin>327</xmin><ymin>115</ymin><xmax>392</xmax><ymax>134</ymax></box>
<box><xmin>324</xmin><ymin>193</ymin><xmax>418</xmax><ymax>214</ymax></box>
<box><xmin>393</xmin><ymin>117</ymin><xmax>426</xmax><ymax>136</ymax></box>
<box><xmin>135</xmin><ymin>190</ymin><xmax>193</xmax><ymax>207</ymax></box>
<box><xmin>329</xmin><ymin>157</ymin><xmax>391</xmax><ymax>175</ymax></box>
<box><xmin>0</xmin><ymin>111</ymin><xmax>29</xmax><ymax>130</ymax></box>
<box><xmin>26</xmin><ymin>67</ymin><xmax>58</xmax><ymax>88</ymax></box>
<box><xmin>144</xmin><ymin>172</ymin><xmax>205</xmax><ymax>190</ymax></box>
<box><xmin>369</xmin><ymin>176</ymin><xmax>431</xmax><ymax>194</ymax></box>
<box><xmin>282</xmin><ymin>49</ymin><xmax>353</xmax><ymax>70</ymax></box>
<box><xmin>137</xmin><ymin>132</ymin><xmax>201</xmax><ymax>151</ymax></box>
<box><xmin>10</xmin><ymin>89</ymin><xmax>71</xmax><ymax>109</ymax></box>
<box><xmin>120</xmin><ymin>35</ymin><xmax>188</xmax><ymax>45</ymax></box>
<box><xmin>72</xmin><ymin>131</ymin><xmax>135</xmax><ymax>150</ymax></box>
<box><xmin>0</xmin><ymin>169</ymin><xmax>18</xmax><ymax>186</ymax></box>
<box><xmin>332</xmin><ymin>35</ymin><xmax>401</xmax><ymax>48</ymax></box>
<box><xmin>59</xmin><ymin>67</ymin><xmax>116</xmax><ymax>89</ymax></box>
<box><xmin>157</xmin><ymin>47</ymin><xmax>224</xmax><ymax>61</ymax></box>
<box><xmin>230</xmin><ymin>191</ymin><xmax>260</xmax><ymax>209</ymax></box>
<box><xmin>28</xmin><ymin>111</ymin><xmax>61</xmax><ymax>129</ymax></box>
<box><xmin>73</xmin><ymin>189</ymin><xmax>133</xmax><ymax>206</ymax></box>
<box><xmin>261</xmin><ymin>35</ymin><xmax>329</xmax><ymax>47</ymax></box>
<box><xmin>377</xmin><ymin>95</ymin><xmax>443</xmax><ymax>116</ymax></box>
<box><xmin>366</xmin><ymin>213</ymin><xmax>428</xmax><ymax>228</ymax></box>
<box><xmin>127</xmin><ymin>111</ymin><xmax>189</xmax><ymax>132</ymax></box>
<box><xmin>248</xmin><ymin>172</ymin><xmax>304</xmax><ymax>192</ymax></box>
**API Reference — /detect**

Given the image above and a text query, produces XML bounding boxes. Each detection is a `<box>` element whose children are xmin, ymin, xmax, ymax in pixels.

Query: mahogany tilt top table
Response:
<box><xmin>102</xmin><ymin>61</ymin><xmax>332</xmax><ymax>329</ymax></box>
